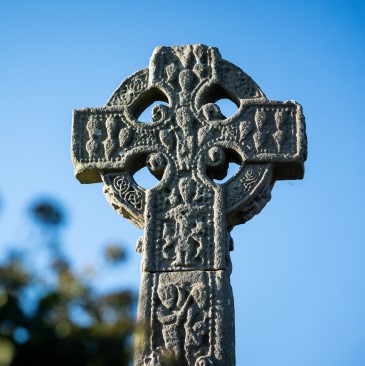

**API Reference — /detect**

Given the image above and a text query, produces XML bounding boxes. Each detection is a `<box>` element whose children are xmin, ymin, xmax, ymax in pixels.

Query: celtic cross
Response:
<box><xmin>72</xmin><ymin>45</ymin><xmax>307</xmax><ymax>366</ymax></box>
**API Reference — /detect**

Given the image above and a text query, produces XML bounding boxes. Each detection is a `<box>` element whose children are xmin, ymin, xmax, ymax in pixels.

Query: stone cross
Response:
<box><xmin>72</xmin><ymin>45</ymin><xmax>307</xmax><ymax>366</ymax></box>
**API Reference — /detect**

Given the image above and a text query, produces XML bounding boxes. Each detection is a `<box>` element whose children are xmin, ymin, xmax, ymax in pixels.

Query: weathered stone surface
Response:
<box><xmin>72</xmin><ymin>44</ymin><xmax>307</xmax><ymax>365</ymax></box>
<box><xmin>136</xmin><ymin>271</ymin><xmax>234</xmax><ymax>366</ymax></box>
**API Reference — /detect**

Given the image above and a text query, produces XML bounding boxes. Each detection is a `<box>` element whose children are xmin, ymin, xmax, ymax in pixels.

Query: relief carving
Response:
<box><xmin>86</xmin><ymin>115</ymin><xmax>102</xmax><ymax>159</ymax></box>
<box><xmin>119</xmin><ymin>126</ymin><xmax>134</xmax><ymax>149</ymax></box>
<box><xmin>101</xmin><ymin>173</ymin><xmax>145</xmax><ymax>229</ymax></box>
<box><xmin>156</xmin><ymin>280</ymin><xmax>210</xmax><ymax>365</ymax></box>
<box><xmin>273</xmin><ymin>108</ymin><xmax>291</xmax><ymax>152</ymax></box>
<box><xmin>113</xmin><ymin>175</ymin><xmax>144</xmax><ymax>211</ymax></box>
<box><xmin>164</xmin><ymin>177</ymin><xmax>211</xmax><ymax>268</ymax></box>
<box><xmin>253</xmin><ymin>108</ymin><xmax>267</xmax><ymax>151</ymax></box>
<box><xmin>119</xmin><ymin>75</ymin><xmax>146</xmax><ymax>105</ymax></box>
<box><xmin>134</xmin><ymin>129</ymin><xmax>158</xmax><ymax>147</ymax></box>
<box><xmin>159</xmin><ymin>129</ymin><xmax>175</xmax><ymax>151</ymax></box>
<box><xmin>103</xmin><ymin>115</ymin><xmax>119</xmax><ymax>159</ymax></box>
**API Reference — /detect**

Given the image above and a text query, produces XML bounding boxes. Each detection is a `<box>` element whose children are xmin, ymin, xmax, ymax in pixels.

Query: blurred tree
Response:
<box><xmin>0</xmin><ymin>198</ymin><xmax>136</xmax><ymax>366</ymax></box>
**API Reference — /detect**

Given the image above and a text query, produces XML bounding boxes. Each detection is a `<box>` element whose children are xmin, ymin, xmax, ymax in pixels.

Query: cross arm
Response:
<box><xmin>199</xmin><ymin>99</ymin><xmax>307</xmax><ymax>180</ymax></box>
<box><xmin>71</xmin><ymin>107</ymin><xmax>162</xmax><ymax>184</ymax></box>
<box><xmin>235</xmin><ymin>99</ymin><xmax>306</xmax><ymax>179</ymax></box>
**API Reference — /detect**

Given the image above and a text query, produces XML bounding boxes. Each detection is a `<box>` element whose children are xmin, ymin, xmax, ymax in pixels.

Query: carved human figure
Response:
<box><xmin>165</xmin><ymin>177</ymin><xmax>207</xmax><ymax>267</ymax></box>
<box><xmin>86</xmin><ymin>116</ymin><xmax>101</xmax><ymax>159</ymax></box>
<box><xmin>175</xmin><ymin>107</ymin><xmax>195</xmax><ymax>170</ymax></box>
<box><xmin>184</xmin><ymin>284</ymin><xmax>210</xmax><ymax>364</ymax></box>
<box><xmin>156</xmin><ymin>284</ymin><xmax>184</xmax><ymax>363</ymax></box>
<box><xmin>161</xmin><ymin>223</ymin><xmax>177</xmax><ymax>261</ymax></box>
<box><xmin>273</xmin><ymin>108</ymin><xmax>288</xmax><ymax>152</ymax></box>
<box><xmin>103</xmin><ymin>115</ymin><xmax>119</xmax><ymax>159</ymax></box>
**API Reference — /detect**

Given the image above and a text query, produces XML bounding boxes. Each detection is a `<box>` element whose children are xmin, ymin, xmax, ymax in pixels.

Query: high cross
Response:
<box><xmin>72</xmin><ymin>45</ymin><xmax>307</xmax><ymax>366</ymax></box>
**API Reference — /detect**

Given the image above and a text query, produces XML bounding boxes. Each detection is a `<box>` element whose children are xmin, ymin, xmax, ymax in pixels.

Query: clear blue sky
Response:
<box><xmin>1</xmin><ymin>1</ymin><xmax>365</xmax><ymax>365</ymax></box>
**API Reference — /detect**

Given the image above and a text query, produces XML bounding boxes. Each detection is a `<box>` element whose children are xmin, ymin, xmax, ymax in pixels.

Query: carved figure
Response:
<box><xmin>161</xmin><ymin>223</ymin><xmax>176</xmax><ymax>260</ymax></box>
<box><xmin>184</xmin><ymin>284</ymin><xmax>210</xmax><ymax>364</ymax></box>
<box><xmin>103</xmin><ymin>115</ymin><xmax>118</xmax><ymax>159</ymax></box>
<box><xmin>165</xmin><ymin>177</ymin><xmax>207</xmax><ymax>267</ymax></box>
<box><xmin>86</xmin><ymin>116</ymin><xmax>101</xmax><ymax>159</ymax></box>
<box><xmin>156</xmin><ymin>284</ymin><xmax>184</xmax><ymax>362</ymax></box>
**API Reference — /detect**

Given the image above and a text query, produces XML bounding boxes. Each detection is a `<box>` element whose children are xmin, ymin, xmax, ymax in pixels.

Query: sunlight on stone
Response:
<box><xmin>72</xmin><ymin>44</ymin><xmax>307</xmax><ymax>365</ymax></box>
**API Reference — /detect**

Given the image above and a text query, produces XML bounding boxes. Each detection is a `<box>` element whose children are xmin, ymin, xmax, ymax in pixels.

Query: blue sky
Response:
<box><xmin>1</xmin><ymin>1</ymin><xmax>365</xmax><ymax>365</ymax></box>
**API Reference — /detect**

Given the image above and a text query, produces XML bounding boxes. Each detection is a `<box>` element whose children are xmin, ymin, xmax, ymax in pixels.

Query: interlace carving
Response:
<box><xmin>72</xmin><ymin>44</ymin><xmax>307</xmax><ymax>366</ymax></box>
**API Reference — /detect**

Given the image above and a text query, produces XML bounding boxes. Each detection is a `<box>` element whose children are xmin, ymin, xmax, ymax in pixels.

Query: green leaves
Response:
<box><xmin>0</xmin><ymin>199</ymin><xmax>136</xmax><ymax>366</ymax></box>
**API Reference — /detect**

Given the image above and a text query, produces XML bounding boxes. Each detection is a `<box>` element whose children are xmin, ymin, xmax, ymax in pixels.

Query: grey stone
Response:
<box><xmin>72</xmin><ymin>44</ymin><xmax>307</xmax><ymax>366</ymax></box>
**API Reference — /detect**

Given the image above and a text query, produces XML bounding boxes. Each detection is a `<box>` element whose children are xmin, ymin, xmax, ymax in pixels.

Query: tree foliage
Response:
<box><xmin>0</xmin><ymin>199</ymin><xmax>136</xmax><ymax>366</ymax></box>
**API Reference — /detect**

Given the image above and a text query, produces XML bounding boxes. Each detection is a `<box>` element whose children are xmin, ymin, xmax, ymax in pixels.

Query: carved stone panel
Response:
<box><xmin>102</xmin><ymin>172</ymin><xmax>146</xmax><ymax>228</ymax></box>
<box><xmin>143</xmin><ymin>175</ymin><xmax>217</xmax><ymax>271</ymax></box>
<box><xmin>136</xmin><ymin>270</ymin><xmax>234</xmax><ymax>366</ymax></box>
